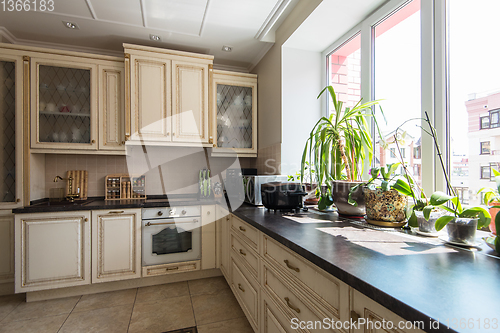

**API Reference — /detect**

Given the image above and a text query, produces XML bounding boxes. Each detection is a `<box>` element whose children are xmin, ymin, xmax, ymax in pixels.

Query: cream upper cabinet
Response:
<box><xmin>30</xmin><ymin>56</ymin><xmax>98</xmax><ymax>150</ymax></box>
<box><xmin>15</xmin><ymin>211</ymin><xmax>91</xmax><ymax>293</ymax></box>
<box><xmin>172</xmin><ymin>60</ymin><xmax>209</xmax><ymax>143</ymax></box>
<box><xmin>124</xmin><ymin>43</ymin><xmax>213</xmax><ymax>146</ymax></box>
<box><xmin>0</xmin><ymin>52</ymin><xmax>24</xmax><ymax>208</ymax></box>
<box><xmin>91</xmin><ymin>209</ymin><xmax>141</xmax><ymax>283</ymax></box>
<box><xmin>99</xmin><ymin>64</ymin><xmax>126</xmax><ymax>151</ymax></box>
<box><xmin>0</xmin><ymin>214</ymin><xmax>14</xmax><ymax>283</ymax></box>
<box><xmin>212</xmin><ymin>70</ymin><xmax>257</xmax><ymax>157</ymax></box>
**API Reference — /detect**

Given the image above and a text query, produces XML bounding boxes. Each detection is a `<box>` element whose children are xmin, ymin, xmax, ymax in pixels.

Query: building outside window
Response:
<box><xmin>491</xmin><ymin>110</ymin><xmax>500</xmax><ymax>128</ymax></box>
<box><xmin>390</xmin><ymin>148</ymin><xmax>396</xmax><ymax>158</ymax></box>
<box><xmin>400</xmin><ymin>148</ymin><xmax>406</xmax><ymax>158</ymax></box>
<box><xmin>480</xmin><ymin>141</ymin><xmax>491</xmax><ymax>155</ymax></box>
<box><xmin>480</xmin><ymin>116</ymin><xmax>490</xmax><ymax>129</ymax></box>
<box><xmin>481</xmin><ymin>166</ymin><xmax>491</xmax><ymax>179</ymax></box>
<box><xmin>413</xmin><ymin>146</ymin><xmax>421</xmax><ymax>159</ymax></box>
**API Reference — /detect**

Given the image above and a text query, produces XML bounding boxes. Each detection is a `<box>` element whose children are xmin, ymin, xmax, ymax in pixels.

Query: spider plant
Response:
<box><xmin>301</xmin><ymin>86</ymin><xmax>381</xmax><ymax>209</ymax></box>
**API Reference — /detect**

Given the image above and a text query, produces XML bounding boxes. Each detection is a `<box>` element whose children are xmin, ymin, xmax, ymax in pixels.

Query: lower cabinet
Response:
<box><xmin>218</xmin><ymin>206</ymin><xmax>230</xmax><ymax>278</ymax></box>
<box><xmin>91</xmin><ymin>209</ymin><xmax>141</xmax><ymax>283</ymax></box>
<box><xmin>261</xmin><ymin>290</ymin><xmax>306</xmax><ymax>333</ymax></box>
<box><xmin>230</xmin><ymin>255</ymin><xmax>260</xmax><ymax>331</ymax></box>
<box><xmin>15</xmin><ymin>211</ymin><xmax>91</xmax><ymax>293</ymax></box>
<box><xmin>0</xmin><ymin>214</ymin><xmax>14</xmax><ymax>283</ymax></box>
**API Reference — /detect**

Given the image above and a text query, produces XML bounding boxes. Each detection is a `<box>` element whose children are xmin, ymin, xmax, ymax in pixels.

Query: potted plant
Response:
<box><xmin>478</xmin><ymin>168</ymin><xmax>500</xmax><ymax>235</ymax></box>
<box><xmin>289</xmin><ymin>162</ymin><xmax>320</xmax><ymax>205</ymax></box>
<box><xmin>301</xmin><ymin>86</ymin><xmax>381</xmax><ymax>213</ymax></box>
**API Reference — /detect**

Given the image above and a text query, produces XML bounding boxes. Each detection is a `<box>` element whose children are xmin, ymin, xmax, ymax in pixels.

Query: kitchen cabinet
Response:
<box><xmin>212</xmin><ymin>70</ymin><xmax>257</xmax><ymax>157</ymax></box>
<box><xmin>98</xmin><ymin>64</ymin><xmax>126</xmax><ymax>151</ymax></box>
<box><xmin>91</xmin><ymin>209</ymin><xmax>141</xmax><ymax>283</ymax></box>
<box><xmin>124</xmin><ymin>44</ymin><xmax>213</xmax><ymax>146</ymax></box>
<box><xmin>0</xmin><ymin>53</ymin><xmax>24</xmax><ymax>208</ymax></box>
<box><xmin>0</xmin><ymin>214</ymin><xmax>14</xmax><ymax>283</ymax></box>
<box><xmin>201</xmin><ymin>205</ymin><xmax>216</xmax><ymax>270</ymax></box>
<box><xmin>218</xmin><ymin>207</ymin><xmax>231</xmax><ymax>278</ymax></box>
<box><xmin>30</xmin><ymin>56</ymin><xmax>98</xmax><ymax>150</ymax></box>
<box><xmin>350</xmin><ymin>289</ymin><xmax>425</xmax><ymax>333</ymax></box>
<box><xmin>261</xmin><ymin>290</ymin><xmax>300</xmax><ymax>333</ymax></box>
<box><xmin>15</xmin><ymin>211</ymin><xmax>91</xmax><ymax>293</ymax></box>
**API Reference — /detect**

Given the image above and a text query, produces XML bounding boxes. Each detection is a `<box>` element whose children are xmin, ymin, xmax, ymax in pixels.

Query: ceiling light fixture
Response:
<box><xmin>222</xmin><ymin>45</ymin><xmax>232</xmax><ymax>52</ymax></box>
<box><xmin>150</xmin><ymin>34</ymin><xmax>161</xmax><ymax>41</ymax></box>
<box><xmin>63</xmin><ymin>21</ymin><xmax>79</xmax><ymax>30</ymax></box>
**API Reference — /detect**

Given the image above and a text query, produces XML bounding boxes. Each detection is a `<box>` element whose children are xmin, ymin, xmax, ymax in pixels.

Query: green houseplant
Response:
<box><xmin>301</xmin><ymin>86</ymin><xmax>380</xmax><ymax>212</ymax></box>
<box><xmin>478</xmin><ymin>168</ymin><xmax>500</xmax><ymax>235</ymax></box>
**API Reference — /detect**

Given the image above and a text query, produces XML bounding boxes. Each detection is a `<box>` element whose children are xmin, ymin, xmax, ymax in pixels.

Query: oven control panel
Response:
<box><xmin>142</xmin><ymin>205</ymin><xmax>201</xmax><ymax>220</ymax></box>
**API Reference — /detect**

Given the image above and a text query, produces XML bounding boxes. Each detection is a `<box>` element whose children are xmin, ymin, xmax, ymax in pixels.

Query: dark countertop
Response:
<box><xmin>232</xmin><ymin>204</ymin><xmax>500</xmax><ymax>333</ymax></box>
<box><xmin>12</xmin><ymin>195</ymin><xmax>219</xmax><ymax>214</ymax></box>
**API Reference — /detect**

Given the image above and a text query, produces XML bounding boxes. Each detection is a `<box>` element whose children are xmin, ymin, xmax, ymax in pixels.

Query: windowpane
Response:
<box><xmin>449</xmin><ymin>0</ymin><xmax>500</xmax><ymax>205</ymax></box>
<box><xmin>373</xmin><ymin>0</ymin><xmax>421</xmax><ymax>185</ymax></box>
<box><xmin>327</xmin><ymin>33</ymin><xmax>361</xmax><ymax>113</ymax></box>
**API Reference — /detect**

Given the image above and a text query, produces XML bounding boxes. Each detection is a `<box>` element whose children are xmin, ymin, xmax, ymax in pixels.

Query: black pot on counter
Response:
<box><xmin>261</xmin><ymin>182</ymin><xmax>307</xmax><ymax>210</ymax></box>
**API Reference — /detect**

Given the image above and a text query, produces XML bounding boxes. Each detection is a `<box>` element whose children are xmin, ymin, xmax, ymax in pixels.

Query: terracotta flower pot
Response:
<box><xmin>364</xmin><ymin>188</ymin><xmax>406</xmax><ymax>222</ymax></box>
<box><xmin>488</xmin><ymin>204</ymin><xmax>499</xmax><ymax>235</ymax></box>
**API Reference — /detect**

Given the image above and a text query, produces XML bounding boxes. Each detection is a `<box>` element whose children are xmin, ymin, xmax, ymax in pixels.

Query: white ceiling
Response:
<box><xmin>0</xmin><ymin>0</ymin><xmax>298</xmax><ymax>71</ymax></box>
<box><xmin>0</xmin><ymin>0</ymin><xmax>387</xmax><ymax>70</ymax></box>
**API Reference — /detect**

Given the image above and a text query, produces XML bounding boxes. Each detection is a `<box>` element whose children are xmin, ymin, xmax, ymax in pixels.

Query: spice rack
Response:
<box><xmin>105</xmin><ymin>174</ymin><xmax>146</xmax><ymax>200</ymax></box>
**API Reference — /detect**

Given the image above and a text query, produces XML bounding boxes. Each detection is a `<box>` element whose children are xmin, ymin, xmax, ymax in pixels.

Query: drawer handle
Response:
<box><xmin>350</xmin><ymin>310</ymin><xmax>361</xmax><ymax>321</ymax></box>
<box><xmin>226</xmin><ymin>217</ymin><xmax>230</xmax><ymax>221</ymax></box>
<box><xmin>166</xmin><ymin>266</ymin><xmax>179</xmax><ymax>271</ymax></box>
<box><xmin>284</xmin><ymin>297</ymin><xmax>300</xmax><ymax>314</ymax></box>
<box><xmin>239</xmin><ymin>226</ymin><xmax>246</xmax><ymax>232</ymax></box>
<box><xmin>109</xmin><ymin>211</ymin><xmax>124</xmax><ymax>214</ymax></box>
<box><xmin>239</xmin><ymin>249</ymin><xmax>246</xmax><ymax>256</ymax></box>
<box><xmin>284</xmin><ymin>260</ymin><xmax>300</xmax><ymax>272</ymax></box>
<box><xmin>238</xmin><ymin>283</ymin><xmax>245</xmax><ymax>292</ymax></box>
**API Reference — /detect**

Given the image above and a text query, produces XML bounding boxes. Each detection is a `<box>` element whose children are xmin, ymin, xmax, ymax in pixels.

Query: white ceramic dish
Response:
<box><xmin>438</xmin><ymin>236</ymin><xmax>481</xmax><ymax>248</ymax></box>
<box><xmin>414</xmin><ymin>227</ymin><xmax>440</xmax><ymax>237</ymax></box>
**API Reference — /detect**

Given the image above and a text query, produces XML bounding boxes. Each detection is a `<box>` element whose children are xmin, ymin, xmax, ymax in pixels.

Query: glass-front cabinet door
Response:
<box><xmin>30</xmin><ymin>57</ymin><xmax>97</xmax><ymax>150</ymax></box>
<box><xmin>212</xmin><ymin>70</ymin><xmax>257</xmax><ymax>157</ymax></box>
<box><xmin>0</xmin><ymin>55</ymin><xmax>24</xmax><ymax>208</ymax></box>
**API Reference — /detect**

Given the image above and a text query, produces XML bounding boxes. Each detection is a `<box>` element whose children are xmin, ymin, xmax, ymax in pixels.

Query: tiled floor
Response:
<box><xmin>0</xmin><ymin>277</ymin><xmax>254</xmax><ymax>333</ymax></box>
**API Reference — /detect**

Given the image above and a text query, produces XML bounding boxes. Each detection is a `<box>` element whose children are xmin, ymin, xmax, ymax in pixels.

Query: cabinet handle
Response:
<box><xmin>84</xmin><ymin>218</ymin><xmax>88</xmax><ymax>222</ymax></box>
<box><xmin>16</xmin><ymin>198</ymin><xmax>20</xmax><ymax>202</ymax></box>
<box><xmin>121</xmin><ymin>141</ymin><xmax>125</xmax><ymax>145</ymax></box>
<box><xmin>158</xmin><ymin>211</ymin><xmax>163</xmax><ymax>216</ymax></box>
<box><xmin>238</xmin><ymin>283</ymin><xmax>245</xmax><ymax>292</ymax></box>
<box><xmin>167</xmin><ymin>132</ymin><xmax>170</xmax><ymax>136</ymax></box>
<box><xmin>239</xmin><ymin>249</ymin><xmax>246</xmax><ymax>256</ymax></box>
<box><xmin>226</xmin><ymin>217</ymin><xmax>230</xmax><ymax>221</ymax></box>
<box><xmin>284</xmin><ymin>297</ymin><xmax>300</xmax><ymax>314</ymax></box>
<box><xmin>239</xmin><ymin>226</ymin><xmax>246</xmax><ymax>232</ymax></box>
<box><xmin>166</xmin><ymin>266</ymin><xmax>179</xmax><ymax>271</ymax></box>
<box><xmin>213</xmin><ymin>144</ymin><xmax>216</xmax><ymax>148</ymax></box>
<box><xmin>284</xmin><ymin>260</ymin><xmax>300</xmax><ymax>272</ymax></box>
<box><xmin>109</xmin><ymin>211</ymin><xmax>124</xmax><ymax>214</ymax></box>
<box><xmin>91</xmin><ymin>139</ymin><xmax>95</xmax><ymax>144</ymax></box>
<box><xmin>207</xmin><ymin>211</ymin><xmax>211</xmax><ymax>215</ymax></box>
<box><xmin>350</xmin><ymin>310</ymin><xmax>361</xmax><ymax>321</ymax></box>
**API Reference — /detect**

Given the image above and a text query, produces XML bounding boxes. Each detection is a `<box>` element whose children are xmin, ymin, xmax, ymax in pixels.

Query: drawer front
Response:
<box><xmin>231</xmin><ymin>232</ymin><xmax>259</xmax><ymax>278</ymax></box>
<box><xmin>263</xmin><ymin>263</ymin><xmax>339</xmax><ymax>333</ymax></box>
<box><xmin>261</xmin><ymin>290</ymin><xmax>307</xmax><ymax>333</ymax></box>
<box><xmin>231</xmin><ymin>215</ymin><xmax>258</xmax><ymax>250</ymax></box>
<box><xmin>230</xmin><ymin>257</ymin><xmax>259</xmax><ymax>331</ymax></box>
<box><xmin>263</xmin><ymin>235</ymin><xmax>342</xmax><ymax>319</ymax></box>
<box><xmin>142</xmin><ymin>260</ymin><xmax>200</xmax><ymax>277</ymax></box>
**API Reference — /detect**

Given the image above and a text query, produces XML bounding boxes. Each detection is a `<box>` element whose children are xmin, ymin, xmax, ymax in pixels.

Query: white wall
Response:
<box><xmin>281</xmin><ymin>47</ymin><xmax>322</xmax><ymax>176</ymax></box>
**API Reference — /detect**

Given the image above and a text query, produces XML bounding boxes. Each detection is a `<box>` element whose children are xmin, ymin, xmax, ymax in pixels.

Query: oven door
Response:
<box><xmin>142</xmin><ymin>217</ymin><xmax>201</xmax><ymax>266</ymax></box>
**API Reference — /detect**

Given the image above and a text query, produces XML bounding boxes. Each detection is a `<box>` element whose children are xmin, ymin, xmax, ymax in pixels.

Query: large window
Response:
<box><xmin>449</xmin><ymin>0</ymin><xmax>500</xmax><ymax>205</ymax></box>
<box><xmin>372</xmin><ymin>0</ymin><xmax>421</xmax><ymax>184</ymax></box>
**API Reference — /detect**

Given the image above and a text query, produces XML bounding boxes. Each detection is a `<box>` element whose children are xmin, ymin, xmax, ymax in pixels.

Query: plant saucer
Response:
<box><xmin>414</xmin><ymin>227</ymin><xmax>439</xmax><ymax>237</ymax></box>
<box><xmin>483</xmin><ymin>237</ymin><xmax>497</xmax><ymax>252</ymax></box>
<box><xmin>438</xmin><ymin>236</ymin><xmax>482</xmax><ymax>248</ymax></box>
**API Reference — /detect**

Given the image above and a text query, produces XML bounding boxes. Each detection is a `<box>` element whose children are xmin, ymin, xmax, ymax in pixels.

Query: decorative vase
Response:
<box><xmin>364</xmin><ymin>188</ymin><xmax>406</xmax><ymax>222</ymax></box>
<box><xmin>415</xmin><ymin>210</ymin><xmax>442</xmax><ymax>233</ymax></box>
<box><xmin>332</xmin><ymin>180</ymin><xmax>365</xmax><ymax>216</ymax></box>
<box><xmin>446</xmin><ymin>218</ymin><xmax>477</xmax><ymax>244</ymax></box>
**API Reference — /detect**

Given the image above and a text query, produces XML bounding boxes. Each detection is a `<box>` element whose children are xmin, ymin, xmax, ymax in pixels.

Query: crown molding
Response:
<box><xmin>255</xmin><ymin>0</ymin><xmax>292</xmax><ymax>42</ymax></box>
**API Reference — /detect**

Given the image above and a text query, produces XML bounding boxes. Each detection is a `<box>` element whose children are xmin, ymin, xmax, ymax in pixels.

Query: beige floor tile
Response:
<box><xmin>191</xmin><ymin>288</ymin><xmax>245</xmax><ymax>325</ymax></box>
<box><xmin>59</xmin><ymin>304</ymin><xmax>133</xmax><ymax>333</ymax></box>
<box><xmin>197</xmin><ymin>316</ymin><xmax>254</xmax><ymax>333</ymax></box>
<box><xmin>0</xmin><ymin>294</ymin><xmax>25</xmax><ymax>322</ymax></box>
<box><xmin>3</xmin><ymin>296</ymin><xmax>80</xmax><ymax>323</ymax></box>
<box><xmin>72</xmin><ymin>288</ymin><xmax>137</xmax><ymax>313</ymax></box>
<box><xmin>0</xmin><ymin>314</ymin><xmax>67</xmax><ymax>333</ymax></box>
<box><xmin>188</xmin><ymin>276</ymin><xmax>229</xmax><ymax>296</ymax></box>
<box><xmin>135</xmin><ymin>281</ymin><xmax>189</xmax><ymax>304</ymax></box>
<box><xmin>128</xmin><ymin>295</ymin><xmax>195</xmax><ymax>333</ymax></box>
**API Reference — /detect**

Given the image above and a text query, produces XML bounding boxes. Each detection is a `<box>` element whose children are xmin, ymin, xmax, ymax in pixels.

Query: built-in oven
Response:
<box><xmin>142</xmin><ymin>206</ymin><xmax>201</xmax><ymax>266</ymax></box>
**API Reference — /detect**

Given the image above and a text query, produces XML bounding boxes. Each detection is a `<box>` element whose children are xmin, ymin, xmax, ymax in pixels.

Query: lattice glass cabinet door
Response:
<box><xmin>212</xmin><ymin>71</ymin><xmax>257</xmax><ymax>156</ymax></box>
<box><xmin>0</xmin><ymin>55</ymin><xmax>23</xmax><ymax>207</ymax></box>
<box><xmin>31</xmin><ymin>57</ymin><xmax>97</xmax><ymax>150</ymax></box>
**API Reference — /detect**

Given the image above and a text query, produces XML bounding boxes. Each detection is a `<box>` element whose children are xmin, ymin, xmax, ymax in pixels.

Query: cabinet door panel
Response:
<box><xmin>99</xmin><ymin>65</ymin><xmax>125</xmax><ymax>151</ymax></box>
<box><xmin>92</xmin><ymin>209</ymin><xmax>141</xmax><ymax>283</ymax></box>
<box><xmin>172</xmin><ymin>61</ymin><xmax>208</xmax><ymax>143</ymax></box>
<box><xmin>15</xmin><ymin>211</ymin><xmax>91</xmax><ymax>292</ymax></box>
<box><xmin>0</xmin><ymin>215</ymin><xmax>14</xmax><ymax>282</ymax></box>
<box><xmin>131</xmin><ymin>57</ymin><xmax>171</xmax><ymax>141</ymax></box>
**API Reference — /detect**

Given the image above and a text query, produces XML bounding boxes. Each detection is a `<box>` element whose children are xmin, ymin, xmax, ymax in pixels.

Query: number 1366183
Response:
<box><xmin>1</xmin><ymin>0</ymin><xmax>54</xmax><ymax>12</ymax></box>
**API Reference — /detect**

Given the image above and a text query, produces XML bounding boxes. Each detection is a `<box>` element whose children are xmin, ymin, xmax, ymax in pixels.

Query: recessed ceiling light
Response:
<box><xmin>150</xmin><ymin>34</ymin><xmax>161</xmax><ymax>41</ymax></box>
<box><xmin>63</xmin><ymin>21</ymin><xmax>79</xmax><ymax>30</ymax></box>
<box><xmin>222</xmin><ymin>45</ymin><xmax>232</xmax><ymax>52</ymax></box>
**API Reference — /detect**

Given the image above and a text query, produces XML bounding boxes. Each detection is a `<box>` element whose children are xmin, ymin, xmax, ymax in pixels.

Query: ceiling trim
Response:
<box><xmin>213</xmin><ymin>63</ymin><xmax>249</xmax><ymax>73</ymax></box>
<box><xmin>247</xmin><ymin>42</ymin><xmax>274</xmax><ymax>72</ymax></box>
<box><xmin>139</xmin><ymin>0</ymin><xmax>148</xmax><ymax>28</ymax></box>
<box><xmin>0</xmin><ymin>27</ymin><xmax>123</xmax><ymax>57</ymax></box>
<box><xmin>198</xmin><ymin>0</ymin><xmax>211</xmax><ymax>36</ymax></box>
<box><xmin>255</xmin><ymin>0</ymin><xmax>292</xmax><ymax>41</ymax></box>
<box><xmin>85</xmin><ymin>0</ymin><xmax>98</xmax><ymax>20</ymax></box>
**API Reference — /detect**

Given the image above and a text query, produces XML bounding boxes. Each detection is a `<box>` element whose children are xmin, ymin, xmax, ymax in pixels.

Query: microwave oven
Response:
<box><xmin>243</xmin><ymin>175</ymin><xmax>288</xmax><ymax>205</ymax></box>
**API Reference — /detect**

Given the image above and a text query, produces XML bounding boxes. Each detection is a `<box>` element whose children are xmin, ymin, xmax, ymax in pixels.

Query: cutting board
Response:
<box><xmin>66</xmin><ymin>170</ymin><xmax>88</xmax><ymax>200</ymax></box>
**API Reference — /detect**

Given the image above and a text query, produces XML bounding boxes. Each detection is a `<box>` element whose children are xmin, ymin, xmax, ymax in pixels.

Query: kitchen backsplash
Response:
<box><xmin>255</xmin><ymin>142</ymin><xmax>281</xmax><ymax>175</ymax></box>
<box><xmin>44</xmin><ymin>147</ymin><xmax>256</xmax><ymax>199</ymax></box>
